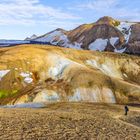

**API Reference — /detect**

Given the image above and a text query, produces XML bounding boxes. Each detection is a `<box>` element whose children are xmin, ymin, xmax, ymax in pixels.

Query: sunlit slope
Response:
<box><xmin>0</xmin><ymin>45</ymin><xmax>140</xmax><ymax>105</ymax></box>
<box><xmin>29</xmin><ymin>16</ymin><xmax>140</xmax><ymax>55</ymax></box>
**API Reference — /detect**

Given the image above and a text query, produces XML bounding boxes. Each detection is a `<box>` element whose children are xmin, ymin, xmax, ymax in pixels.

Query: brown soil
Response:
<box><xmin>0</xmin><ymin>102</ymin><xmax>140</xmax><ymax>140</ymax></box>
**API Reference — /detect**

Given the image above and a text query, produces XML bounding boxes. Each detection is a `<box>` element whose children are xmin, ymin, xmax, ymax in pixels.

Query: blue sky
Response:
<box><xmin>0</xmin><ymin>0</ymin><xmax>140</xmax><ymax>39</ymax></box>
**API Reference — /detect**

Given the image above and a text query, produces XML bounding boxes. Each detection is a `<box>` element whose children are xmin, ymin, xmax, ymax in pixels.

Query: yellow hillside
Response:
<box><xmin>0</xmin><ymin>45</ymin><xmax>140</xmax><ymax>105</ymax></box>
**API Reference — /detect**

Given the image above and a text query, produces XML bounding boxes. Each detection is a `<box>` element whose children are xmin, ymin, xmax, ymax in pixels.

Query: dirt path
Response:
<box><xmin>0</xmin><ymin>102</ymin><xmax>140</xmax><ymax>140</ymax></box>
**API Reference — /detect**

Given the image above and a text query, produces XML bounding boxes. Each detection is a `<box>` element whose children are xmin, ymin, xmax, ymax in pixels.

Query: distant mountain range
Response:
<box><xmin>0</xmin><ymin>40</ymin><xmax>30</xmax><ymax>47</ymax></box>
<box><xmin>1</xmin><ymin>16</ymin><xmax>140</xmax><ymax>55</ymax></box>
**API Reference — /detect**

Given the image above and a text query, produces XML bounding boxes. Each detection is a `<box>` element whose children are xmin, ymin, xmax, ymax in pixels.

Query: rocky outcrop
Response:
<box><xmin>125</xmin><ymin>24</ymin><xmax>140</xmax><ymax>54</ymax></box>
<box><xmin>129</xmin><ymin>24</ymin><xmax>140</xmax><ymax>43</ymax></box>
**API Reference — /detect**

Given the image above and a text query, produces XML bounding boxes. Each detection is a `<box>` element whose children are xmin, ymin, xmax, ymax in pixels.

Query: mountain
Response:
<box><xmin>0</xmin><ymin>40</ymin><xmax>30</xmax><ymax>47</ymax></box>
<box><xmin>0</xmin><ymin>44</ymin><xmax>140</xmax><ymax>105</ymax></box>
<box><xmin>25</xmin><ymin>34</ymin><xmax>38</xmax><ymax>40</ymax></box>
<box><xmin>29</xmin><ymin>16</ymin><xmax>140</xmax><ymax>55</ymax></box>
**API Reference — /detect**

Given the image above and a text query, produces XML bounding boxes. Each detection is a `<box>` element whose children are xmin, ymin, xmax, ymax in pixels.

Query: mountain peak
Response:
<box><xmin>25</xmin><ymin>34</ymin><xmax>37</xmax><ymax>40</ymax></box>
<box><xmin>96</xmin><ymin>16</ymin><xmax>120</xmax><ymax>26</ymax></box>
<box><xmin>55</xmin><ymin>28</ymin><xmax>65</xmax><ymax>31</ymax></box>
<box><xmin>55</xmin><ymin>28</ymin><xmax>67</xmax><ymax>34</ymax></box>
<box><xmin>30</xmin><ymin>34</ymin><xmax>37</xmax><ymax>39</ymax></box>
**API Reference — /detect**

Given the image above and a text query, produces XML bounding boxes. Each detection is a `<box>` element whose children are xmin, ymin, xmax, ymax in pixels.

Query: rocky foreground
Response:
<box><xmin>0</xmin><ymin>102</ymin><xmax>140</xmax><ymax>140</ymax></box>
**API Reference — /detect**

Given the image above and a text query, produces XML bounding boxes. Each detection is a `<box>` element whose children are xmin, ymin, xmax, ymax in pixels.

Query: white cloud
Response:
<box><xmin>0</xmin><ymin>0</ymin><xmax>80</xmax><ymax>26</ymax></box>
<box><xmin>75</xmin><ymin>0</ymin><xmax>140</xmax><ymax>21</ymax></box>
<box><xmin>77</xmin><ymin>0</ymin><xmax>118</xmax><ymax>10</ymax></box>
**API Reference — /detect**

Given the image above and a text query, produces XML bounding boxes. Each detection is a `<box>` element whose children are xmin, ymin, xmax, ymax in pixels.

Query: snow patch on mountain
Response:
<box><xmin>20</xmin><ymin>72</ymin><xmax>30</xmax><ymax>77</ymax></box>
<box><xmin>117</xmin><ymin>22</ymin><xmax>134</xmax><ymax>32</ymax></box>
<box><xmin>123</xmin><ymin>73</ymin><xmax>128</xmax><ymax>78</ymax></box>
<box><xmin>86</xmin><ymin>60</ymin><xmax>98</xmax><ymax>69</ymax></box>
<box><xmin>47</xmin><ymin>54</ymin><xmax>86</xmax><ymax>80</ymax></box>
<box><xmin>24</xmin><ymin>77</ymin><xmax>33</xmax><ymax>84</ymax></box>
<box><xmin>20</xmin><ymin>72</ymin><xmax>33</xmax><ymax>83</ymax></box>
<box><xmin>86</xmin><ymin>60</ymin><xmax>122</xmax><ymax>79</ymax></box>
<box><xmin>35</xmin><ymin>31</ymin><xmax>68</xmax><ymax>45</ymax></box>
<box><xmin>114</xmin><ymin>47</ymin><xmax>126</xmax><ymax>53</ymax></box>
<box><xmin>69</xmin><ymin>87</ymin><xmax>116</xmax><ymax>103</ymax></box>
<box><xmin>117</xmin><ymin>22</ymin><xmax>135</xmax><ymax>43</ymax></box>
<box><xmin>34</xmin><ymin>30</ymin><xmax>83</xmax><ymax>50</ymax></box>
<box><xmin>48</xmin><ymin>56</ymin><xmax>71</xmax><ymax>79</ymax></box>
<box><xmin>89</xmin><ymin>38</ymin><xmax>108</xmax><ymax>51</ymax></box>
<box><xmin>109</xmin><ymin>37</ymin><xmax>126</xmax><ymax>53</ymax></box>
<box><xmin>0</xmin><ymin>70</ymin><xmax>10</xmax><ymax>80</ymax></box>
<box><xmin>68</xmin><ymin>42</ymin><xmax>82</xmax><ymax>49</ymax></box>
<box><xmin>109</xmin><ymin>37</ymin><xmax>119</xmax><ymax>47</ymax></box>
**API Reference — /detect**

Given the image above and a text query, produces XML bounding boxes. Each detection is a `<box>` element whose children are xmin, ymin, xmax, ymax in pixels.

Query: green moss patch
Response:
<box><xmin>0</xmin><ymin>90</ymin><xmax>18</xmax><ymax>99</ymax></box>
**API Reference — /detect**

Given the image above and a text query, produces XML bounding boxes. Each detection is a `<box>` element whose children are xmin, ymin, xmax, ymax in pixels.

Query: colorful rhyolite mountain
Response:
<box><xmin>26</xmin><ymin>16</ymin><xmax>140</xmax><ymax>55</ymax></box>
<box><xmin>0</xmin><ymin>45</ymin><xmax>140</xmax><ymax>106</ymax></box>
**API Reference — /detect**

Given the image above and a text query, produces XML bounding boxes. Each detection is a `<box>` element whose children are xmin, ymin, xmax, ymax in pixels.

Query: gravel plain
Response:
<box><xmin>0</xmin><ymin>102</ymin><xmax>140</xmax><ymax>140</ymax></box>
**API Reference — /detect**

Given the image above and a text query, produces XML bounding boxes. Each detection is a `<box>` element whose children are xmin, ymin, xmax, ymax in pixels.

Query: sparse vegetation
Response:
<box><xmin>0</xmin><ymin>90</ymin><xmax>18</xmax><ymax>99</ymax></box>
<box><xmin>0</xmin><ymin>90</ymin><xmax>9</xmax><ymax>98</ymax></box>
<box><xmin>114</xmin><ymin>21</ymin><xmax>120</xmax><ymax>27</ymax></box>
